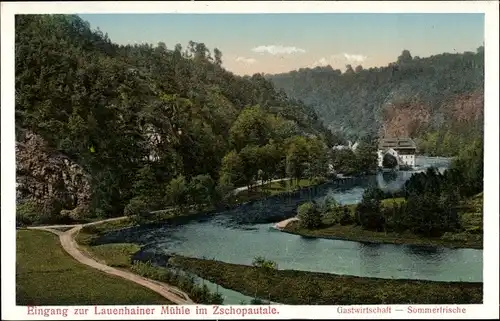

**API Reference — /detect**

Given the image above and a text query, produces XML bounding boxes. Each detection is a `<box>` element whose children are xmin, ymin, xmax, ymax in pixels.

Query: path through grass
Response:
<box><xmin>16</xmin><ymin>230</ymin><xmax>171</xmax><ymax>305</ymax></box>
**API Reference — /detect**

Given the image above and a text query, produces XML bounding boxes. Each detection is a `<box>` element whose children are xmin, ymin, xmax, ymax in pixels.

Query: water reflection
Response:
<box><xmin>405</xmin><ymin>244</ymin><xmax>444</xmax><ymax>257</ymax></box>
<box><xmin>358</xmin><ymin>243</ymin><xmax>383</xmax><ymax>275</ymax></box>
<box><xmin>402</xmin><ymin>244</ymin><xmax>448</xmax><ymax>266</ymax></box>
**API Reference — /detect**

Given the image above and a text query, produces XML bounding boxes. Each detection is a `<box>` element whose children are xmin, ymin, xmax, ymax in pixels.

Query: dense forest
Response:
<box><xmin>268</xmin><ymin>48</ymin><xmax>484</xmax><ymax>156</ymax></box>
<box><xmin>15</xmin><ymin>15</ymin><xmax>337</xmax><ymax>223</ymax></box>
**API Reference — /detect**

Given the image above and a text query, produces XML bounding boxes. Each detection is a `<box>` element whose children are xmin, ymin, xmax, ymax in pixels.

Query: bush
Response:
<box><xmin>355</xmin><ymin>199</ymin><xmax>385</xmax><ymax>231</ymax></box>
<box><xmin>252</xmin><ymin>256</ymin><xmax>278</xmax><ymax>270</ymax></box>
<box><xmin>340</xmin><ymin>206</ymin><xmax>354</xmax><ymax>225</ymax></box>
<box><xmin>124</xmin><ymin>197</ymin><xmax>150</xmax><ymax>216</ymax></box>
<box><xmin>297</xmin><ymin>201</ymin><xmax>321</xmax><ymax>229</ymax></box>
<box><xmin>405</xmin><ymin>193</ymin><xmax>450</xmax><ymax>237</ymax></box>
<box><xmin>124</xmin><ymin>197</ymin><xmax>151</xmax><ymax>224</ymax></box>
<box><xmin>320</xmin><ymin>195</ymin><xmax>338</xmax><ymax>213</ymax></box>
<box><xmin>165</xmin><ymin>175</ymin><xmax>188</xmax><ymax>208</ymax></box>
<box><xmin>188</xmin><ymin>174</ymin><xmax>216</xmax><ymax>206</ymax></box>
<box><xmin>16</xmin><ymin>199</ymin><xmax>61</xmax><ymax>225</ymax></box>
<box><xmin>441</xmin><ymin>232</ymin><xmax>471</xmax><ymax>242</ymax></box>
<box><xmin>214</xmin><ymin>182</ymin><xmax>234</xmax><ymax>205</ymax></box>
<box><xmin>250</xmin><ymin>298</ymin><xmax>264</xmax><ymax>305</ymax></box>
<box><xmin>16</xmin><ymin>200</ymin><xmax>42</xmax><ymax>225</ymax></box>
<box><xmin>130</xmin><ymin>260</ymin><xmax>224</xmax><ymax>304</ymax></box>
<box><xmin>382</xmin><ymin>153</ymin><xmax>398</xmax><ymax>169</ymax></box>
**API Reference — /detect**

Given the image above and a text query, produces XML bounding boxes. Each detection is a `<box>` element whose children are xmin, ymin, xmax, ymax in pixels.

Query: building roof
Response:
<box><xmin>378</xmin><ymin>137</ymin><xmax>417</xmax><ymax>150</ymax></box>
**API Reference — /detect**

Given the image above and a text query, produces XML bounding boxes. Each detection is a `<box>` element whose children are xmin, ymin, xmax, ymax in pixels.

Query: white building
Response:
<box><xmin>377</xmin><ymin>137</ymin><xmax>417</xmax><ymax>168</ymax></box>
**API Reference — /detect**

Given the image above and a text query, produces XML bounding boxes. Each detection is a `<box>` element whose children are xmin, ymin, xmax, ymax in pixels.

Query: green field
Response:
<box><xmin>16</xmin><ymin>230</ymin><xmax>171</xmax><ymax>305</ymax></box>
<box><xmin>170</xmin><ymin>256</ymin><xmax>483</xmax><ymax>305</ymax></box>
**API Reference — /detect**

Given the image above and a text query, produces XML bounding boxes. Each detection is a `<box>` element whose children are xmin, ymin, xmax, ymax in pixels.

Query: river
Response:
<box><xmin>96</xmin><ymin>157</ymin><xmax>482</xmax><ymax>303</ymax></box>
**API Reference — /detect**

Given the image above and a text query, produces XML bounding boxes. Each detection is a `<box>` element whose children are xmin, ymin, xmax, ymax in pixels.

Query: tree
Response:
<box><xmin>307</xmin><ymin>137</ymin><xmax>329</xmax><ymax>179</ymax></box>
<box><xmin>132</xmin><ymin>164</ymin><xmax>164</xmax><ymax>209</ymax></box>
<box><xmin>405</xmin><ymin>193</ymin><xmax>445</xmax><ymax>236</ymax></box>
<box><xmin>239</xmin><ymin>145</ymin><xmax>262</xmax><ymax>189</ymax></box>
<box><xmin>397</xmin><ymin>49</ymin><xmax>413</xmax><ymax>64</ymax></box>
<box><xmin>355</xmin><ymin>187</ymin><xmax>385</xmax><ymax>231</ymax></box>
<box><xmin>228</xmin><ymin>105</ymin><xmax>271</xmax><ymax>151</ymax></box>
<box><xmin>165</xmin><ymin>175</ymin><xmax>189</xmax><ymax>209</ymax></box>
<box><xmin>331</xmin><ymin>149</ymin><xmax>357</xmax><ymax>175</ymax></box>
<box><xmin>213</xmin><ymin>48</ymin><xmax>222</xmax><ymax>65</ymax></box>
<box><xmin>285</xmin><ymin>136</ymin><xmax>309</xmax><ymax>185</ymax></box>
<box><xmin>297</xmin><ymin>201</ymin><xmax>322</xmax><ymax>229</ymax></box>
<box><xmin>354</xmin><ymin>141</ymin><xmax>378</xmax><ymax>173</ymax></box>
<box><xmin>344</xmin><ymin>64</ymin><xmax>354</xmax><ymax>74</ymax></box>
<box><xmin>188</xmin><ymin>174</ymin><xmax>216</xmax><ymax>206</ymax></box>
<box><xmin>257</xmin><ymin>143</ymin><xmax>281</xmax><ymax>185</ymax></box>
<box><xmin>321</xmin><ymin>195</ymin><xmax>339</xmax><ymax>213</ymax></box>
<box><xmin>219</xmin><ymin>151</ymin><xmax>245</xmax><ymax>187</ymax></box>
<box><xmin>382</xmin><ymin>153</ymin><xmax>398</xmax><ymax>169</ymax></box>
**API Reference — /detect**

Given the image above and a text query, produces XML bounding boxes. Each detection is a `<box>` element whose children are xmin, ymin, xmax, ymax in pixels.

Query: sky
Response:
<box><xmin>78</xmin><ymin>13</ymin><xmax>484</xmax><ymax>75</ymax></box>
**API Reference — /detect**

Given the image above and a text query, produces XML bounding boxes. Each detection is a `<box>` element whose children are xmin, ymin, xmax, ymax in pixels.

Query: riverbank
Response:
<box><xmin>282</xmin><ymin>222</ymin><xmax>482</xmax><ymax>249</ymax></box>
<box><xmin>16</xmin><ymin>229</ymin><xmax>171</xmax><ymax>305</ymax></box>
<box><xmin>169</xmin><ymin>256</ymin><xmax>483</xmax><ymax>305</ymax></box>
<box><xmin>280</xmin><ymin>194</ymin><xmax>483</xmax><ymax>250</ymax></box>
<box><xmin>75</xmin><ymin>226</ymin><xmax>224</xmax><ymax>304</ymax></box>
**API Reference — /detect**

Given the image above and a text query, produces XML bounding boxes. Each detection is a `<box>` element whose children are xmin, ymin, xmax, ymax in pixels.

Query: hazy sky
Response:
<box><xmin>78</xmin><ymin>13</ymin><xmax>484</xmax><ymax>75</ymax></box>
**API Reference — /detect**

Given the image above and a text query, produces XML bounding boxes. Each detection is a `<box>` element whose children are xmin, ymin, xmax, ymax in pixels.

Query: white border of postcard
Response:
<box><xmin>2</xmin><ymin>1</ymin><xmax>499</xmax><ymax>320</ymax></box>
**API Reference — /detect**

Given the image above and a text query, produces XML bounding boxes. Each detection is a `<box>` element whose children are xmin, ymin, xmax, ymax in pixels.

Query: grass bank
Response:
<box><xmin>76</xmin><ymin>228</ymin><xmax>224</xmax><ymax>304</ymax></box>
<box><xmin>16</xmin><ymin>229</ymin><xmax>171</xmax><ymax>305</ymax></box>
<box><xmin>283</xmin><ymin>195</ymin><xmax>483</xmax><ymax>249</ymax></box>
<box><xmin>169</xmin><ymin>256</ymin><xmax>482</xmax><ymax>305</ymax></box>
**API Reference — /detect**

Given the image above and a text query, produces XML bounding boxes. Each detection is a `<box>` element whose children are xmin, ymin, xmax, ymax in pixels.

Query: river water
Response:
<box><xmin>97</xmin><ymin>156</ymin><xmax>482</xmax><ymax>302</ymax></box>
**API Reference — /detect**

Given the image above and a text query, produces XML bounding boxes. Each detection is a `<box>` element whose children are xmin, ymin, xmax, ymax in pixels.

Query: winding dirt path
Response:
<box><xmin>27</xmin><ymin>218</ymin><xmax>194</xmax><ymax>305</ymax></box>
<box><xmin>23</xmin><ymin>180</ymin><xmax>294</xmax><ymax>304</ymax></box>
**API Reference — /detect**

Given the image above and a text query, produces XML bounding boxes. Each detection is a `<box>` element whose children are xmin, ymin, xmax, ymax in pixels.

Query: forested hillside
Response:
<box><xmin>268</xmin><ymin>48</ymin><xmax>484</xmax><ymax>156</ymax></box>
<box><xmin>15</xmin><ymin>15</ymin><xmax>336</xmax><ymax>223</ymax></box>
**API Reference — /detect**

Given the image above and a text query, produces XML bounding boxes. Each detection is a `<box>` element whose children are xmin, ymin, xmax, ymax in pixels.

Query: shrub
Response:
<box><xmin>188</xmin><ymin>174</ymin><xmax>216</xmax><ymax>206</ymax></box>
<box><xmin>16</xmin><ymin>200</ymin><xmax>42</xmax><ymax>225</ymax></box>
<box><xmin>130</xmin><ymin>260</ymin><xmax>224</xmax><ymax>304</ymax></box>
<box><xmin>16</xmin><ymin>199</ymin><xmax>59</xmax><ymax>225</ymax></box>
<box><xmin>124</xmin><ymin>197</ymin><xmax>150</xmax><ymax>224</ymax></box>
<box><xmin>355</xmin><ymin>187</ymin><xmax>385</xmax><ymax>231</ymax></box>
<box><xmin>340</xmin><ymin>206</ymin><xmax>354</xmax><ymax>225</ymax></box>
<box><xmin>297</xmin><ymin>201</ymin><xmax>321</xmax><ymax>229</ymax></box>
<box><xmin>252</xmin><ymin>256</ymin><xmax>278</xmax><ymax>270</ymax></box>
<box><xmin>355</xmin><ymin>199</ymin><xmax>385</xmax><ymax>231</ymax></box>
<box><xmin>250</xmin><ymin>298</ymin><xmax>264</xmax><ymax>305</ymax></box>
<box><xmin>441</xmin><ymin>232</ymin><xmax>471</xmax><ymax>242</ymax></box>
<box><xmin>321</xmin><ymin>195</ymin><xmax>338</xmax><ymax>213</ymax></box>
<box><xmin>165</xmin><ymin>175</ymin><xmax>188</xmax><ymax>208</ymax></box>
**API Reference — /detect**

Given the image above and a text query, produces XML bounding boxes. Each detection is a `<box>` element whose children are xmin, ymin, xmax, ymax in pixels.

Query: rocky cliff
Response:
<box><xmin>380</xmin><ymin>90</ymin><xmax>484</xmax><ymax>139</ymax></box>
<box><xmin>16</xmin><ymin>131</ymin><xmax>92</xmax><ymax>221</ymax></box>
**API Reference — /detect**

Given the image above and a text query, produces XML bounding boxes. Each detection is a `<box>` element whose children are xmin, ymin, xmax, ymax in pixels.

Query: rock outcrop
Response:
<box><xmin>16</xmin><ymin>131</ymin><xmax>92</xmax><ymax>220</ymax></box>
<box><xmin>380</xmin><ymin>90</ymin><xmax>484</xmax><ymax>139</ymax></box>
